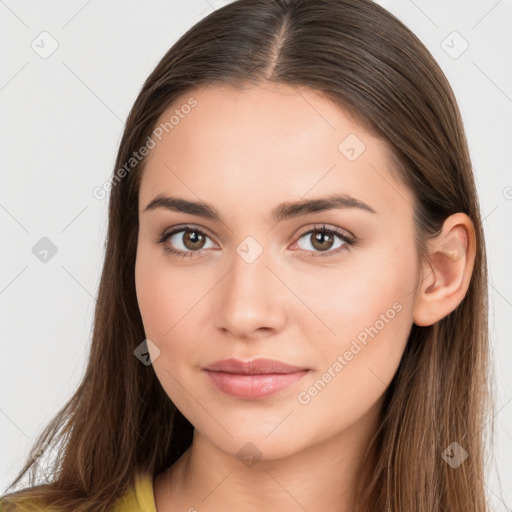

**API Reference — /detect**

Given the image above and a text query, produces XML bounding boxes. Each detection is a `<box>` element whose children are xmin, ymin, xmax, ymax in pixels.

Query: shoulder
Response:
<box><xmin>110</xmin><ymin>472</ymin><xmax>157</xmax><ymax>512</ymax></box>
<box><xmin>0</xmin><ymin>472</ymin><xmax>156</xmax><ymax>512</ymax></box>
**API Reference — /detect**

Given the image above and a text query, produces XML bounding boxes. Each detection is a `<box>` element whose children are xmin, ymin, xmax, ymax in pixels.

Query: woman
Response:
<box><xmin>1</xmin><ymin>0</ymin><xmax>494</xmax><ymax>510</ymax></box>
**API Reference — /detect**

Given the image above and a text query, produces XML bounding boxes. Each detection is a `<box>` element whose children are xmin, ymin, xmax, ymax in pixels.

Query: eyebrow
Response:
<box><xmin>143</xmin><ymin>193</ymin><xmax>377</xmax><ymax>222</ymax></box>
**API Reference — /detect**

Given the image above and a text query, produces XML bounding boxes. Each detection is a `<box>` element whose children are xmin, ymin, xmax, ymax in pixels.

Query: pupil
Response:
<box><xmin>186</xmin><ymin>231</ymin><xmax>204</xmax><ymax>249</ymax></box>
<box><xmin>313</xmin><ymin>231</ymin><xmax>333</xmax><ymax>251</ymax></box>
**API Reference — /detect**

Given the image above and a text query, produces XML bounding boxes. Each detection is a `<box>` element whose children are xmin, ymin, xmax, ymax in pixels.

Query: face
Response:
<box><xmin>135</xmin><ymin>82</ymin><xmax>419</xmax><ymax>460</ymax></box>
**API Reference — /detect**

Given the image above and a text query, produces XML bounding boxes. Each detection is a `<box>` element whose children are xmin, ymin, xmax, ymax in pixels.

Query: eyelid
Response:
<box><xmin>159</xmin><ymin>223</ymin><xmax>219</xmax><ymax>245</ymax></box>
<box><xmin>157</xmin><ymin>222</ymin><xmax>357</xmax><ymax>258</ymax></box>
<box><xmin>295</xmin><ymin>223</ymin><xmax>354</xmax><ymax>241</ymax></box>
<box><xmin>290</xmin><ymin>223</ymin><xmax>357</xmax><ymax>258</ymax></box>
<box><xmin>159</xmin><ymin>223</ymin><xmax>353</xmax><ymax>243</ymax></box>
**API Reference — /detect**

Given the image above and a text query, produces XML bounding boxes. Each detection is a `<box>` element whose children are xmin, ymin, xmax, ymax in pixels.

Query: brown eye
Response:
<box><xmin>181</xmin><ymin>230</ymin><xmax>207</xmax><ymax>250</ymax></box>
<box><xmin>309</xmin><ymin>231</ymin><xmax>335</xmax><ymax>251</ymax></box>
<box><xmin>159</xmin><ymin>226</ymin><xmax>216</xmax><ymax>257</ymax></box>
<box><xmin>295</xmin><ymin>225</ymin><xmax>355</xmax><ymax>257</ymax></box>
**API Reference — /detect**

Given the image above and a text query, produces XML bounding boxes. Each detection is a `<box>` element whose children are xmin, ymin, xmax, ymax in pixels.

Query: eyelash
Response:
<box><xmin>157</xmin><ymin>223</ymin><xmax>358</xmax><ymax>259</ymax></box>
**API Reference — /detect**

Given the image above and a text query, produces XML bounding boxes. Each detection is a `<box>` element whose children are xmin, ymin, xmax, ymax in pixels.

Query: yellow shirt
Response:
<box><xmin>115</xmin><ymin>472</ymin><xmax>157</xmax><ymax>512</ymax></box>
<box><xmin>0</xmin><ymin>473</ymin><xmax>158</xmax><ymax>512</ymax></box>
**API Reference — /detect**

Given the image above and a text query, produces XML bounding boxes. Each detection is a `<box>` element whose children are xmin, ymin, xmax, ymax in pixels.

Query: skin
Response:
<box><xmin>134</xmin><ymin>82</ymin><xmax>476</xmax><ymax>512</ymax></box>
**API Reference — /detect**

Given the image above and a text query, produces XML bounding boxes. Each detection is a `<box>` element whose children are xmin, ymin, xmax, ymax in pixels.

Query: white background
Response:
<box><xmin>1</xmin><ymin>0</ymin><xmax>511</xmax><ymax>509</ymax></box>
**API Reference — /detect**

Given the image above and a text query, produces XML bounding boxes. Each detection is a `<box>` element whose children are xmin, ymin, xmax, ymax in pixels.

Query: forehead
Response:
<box><xmin>139</xmin><ymin>83</ymin><xmax>414</xmax><ymax>221</ymax></box>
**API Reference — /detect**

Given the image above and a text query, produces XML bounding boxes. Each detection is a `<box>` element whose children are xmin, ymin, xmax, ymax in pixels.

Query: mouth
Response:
<box><xmin>202</xmin><ymin>357</ymin><xmax>309</xmax><ymax>375</ymax></box>
<box><xmin>203</xmin><ymin>369</ymin><xmax>310</xmax><ymax>400</ymax></box>
<box><xmin>202</xmin><ymin>358</ymin><xmax>310</xmax><ymax>400</ymax></box>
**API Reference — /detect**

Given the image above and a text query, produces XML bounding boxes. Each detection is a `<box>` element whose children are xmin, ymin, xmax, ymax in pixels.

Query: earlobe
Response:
<box><xmin>413</xmin><ymin>213</ymin><xmax>476</xmax><ymax>327</ymax></box>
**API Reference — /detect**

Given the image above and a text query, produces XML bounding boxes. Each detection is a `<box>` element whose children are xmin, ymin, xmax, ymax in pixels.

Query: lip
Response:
<box><xmin>202</xmin><ymin>357</ymin><xmax>308</xmax><ymax>374</ymax></box>
<box><xmin>202</xmin><ymin>358</ymin><xmax>310</xmax><ymax>400</ymax></box>
<box><xmin>204</xmin><ymin>370</ymin><xmax>310</xmax><ymax>400</ymax></box>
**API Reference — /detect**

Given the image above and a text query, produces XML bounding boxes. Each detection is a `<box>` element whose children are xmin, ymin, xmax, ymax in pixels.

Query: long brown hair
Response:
<box><xmin>2</xmin><ymin>0</ymin><xmax>495</xmax><ymax>510</ymax></box>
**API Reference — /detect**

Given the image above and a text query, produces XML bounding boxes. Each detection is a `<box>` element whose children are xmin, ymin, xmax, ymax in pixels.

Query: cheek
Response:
<box><xmin>134</xmin><ymin>249</ymin><xmax>214</xmax><ymax>393</ymax></box>
<box><xmin>134</xmin><ymin>259</ymin><xmax>224</xmax><ymax>436</ymax></box>
<box><xmin>135</xmin><ymin>243</ymin><xmax>200</xmax><ymax>340</ymax></box>
<box><xmin>293</xmin><ymin>242</ymin><xmax>417</xmax><ymax>391</ymax></box>
<box><xmin>135</xmin><ymin>252</ymin><xmax>199</xmax><ymax>408</ymax></box>
<box><xmin>135</xmin><ymin>251</ymin><xmax>187</xmax><ymax>366</ymax></box>
<box><xmin>135</xmin><ymin>255</ymin><xmax>171</xmax><ymax>339</ymax></box>
<box><xmin>290</xmin><ymin>281</ymin><xmax>413</xmax><ymax>439</ymax></box>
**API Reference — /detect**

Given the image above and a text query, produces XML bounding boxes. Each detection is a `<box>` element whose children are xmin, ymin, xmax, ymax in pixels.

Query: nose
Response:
<box><xmin>212</xmin><ymin>250</ymin><xmax>288</xmax><ymax>340</ymax></box>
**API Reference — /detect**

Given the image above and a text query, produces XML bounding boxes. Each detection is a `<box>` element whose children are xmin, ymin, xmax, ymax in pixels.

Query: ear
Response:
<box><xmin>413</xmin><ymin>213</ymin><xmax>476</xmax><ymax>327</ymax></box>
